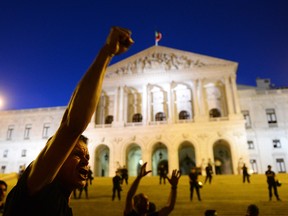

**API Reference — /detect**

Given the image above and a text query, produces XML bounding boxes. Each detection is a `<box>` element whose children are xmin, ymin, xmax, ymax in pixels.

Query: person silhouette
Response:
<box><xmin>3</xmin><ymin>26</ymin><xmax>133</xmax><ymax>216</ymax></box>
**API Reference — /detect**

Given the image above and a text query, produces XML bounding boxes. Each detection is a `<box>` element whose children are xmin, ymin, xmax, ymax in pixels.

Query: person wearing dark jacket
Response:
<box><xmin>3</xmin><ymin>26</ymin><xmax>133</xmax><ymax>216</ymax></box>
<box><xmin>265</xmin><ymin>165</ymin><xmax>281</xmax><ymax>201</ymax></box>
<box><xmin>189</xmin><ymin>167</ymin><xmax>201</xmax><ymax>201</ymax></box>
<box><xmin>112</xmin><ymin>171</ymin><xmax>122</xmax><ymax>201</ymax></box>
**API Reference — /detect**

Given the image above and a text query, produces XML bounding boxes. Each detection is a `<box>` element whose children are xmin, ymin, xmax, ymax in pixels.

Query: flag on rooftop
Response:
<box><xmin>155</xmin><ymin>31</ymin><xmax>162</xmax><ymax>46</ymax></box>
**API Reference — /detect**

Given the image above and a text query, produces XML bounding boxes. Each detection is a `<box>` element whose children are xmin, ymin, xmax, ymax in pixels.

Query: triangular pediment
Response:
<box><xmin>105</xmin><ymin>45</ymin><xmax>237</xmax><ymax>78</ymax></box>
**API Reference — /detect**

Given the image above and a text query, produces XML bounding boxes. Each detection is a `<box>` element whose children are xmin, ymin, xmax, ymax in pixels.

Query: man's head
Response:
<box><xmin>133</xmin><ymin>193</ymin><xmax>150</xmax><ymax>214</ymax></box>
<box><xmin>246</xmin><ymin>204</ymin><xmax>259</xmax><ymax>216</ymax></box>
<box><xmin>57</xmin><ymin>135</ymin><xmax>90</xmax><ymax>191</ymax></box>
<box><xmin>205</xmin><ymin>209</ymin><xmax>217</xmax><ymax>216</ymax></box>
<box><xmin>267</xmin><ymin>165</ymin><xmax>272</xmax><ymax>170</ymax></box>
<box><xmin>0</xmin><ymin>180</ymin><xmax>7</xmax><ymax>202</ymax></box>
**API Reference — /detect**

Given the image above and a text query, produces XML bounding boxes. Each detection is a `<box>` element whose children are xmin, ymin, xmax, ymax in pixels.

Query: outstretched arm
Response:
<box><xmin>158</xmin><ymin>169</ymin><xmax>181</xmax><ymax>216</ymax></box>
<box><xmin>124</xmin><ymin>162</ymin><xmax>151</xmax><ymax>215</ymax></box>
<box><xmin>27</xmin><ymin>27</ymin><xmax>133</xmax><ymax>195</ymax></box>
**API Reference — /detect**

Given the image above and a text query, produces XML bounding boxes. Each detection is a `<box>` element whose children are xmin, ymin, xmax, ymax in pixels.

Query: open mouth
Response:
<box><xmin>79</xmin><ymin>168</ymin><xmax>88</xmax><ymax>179</ymax></box>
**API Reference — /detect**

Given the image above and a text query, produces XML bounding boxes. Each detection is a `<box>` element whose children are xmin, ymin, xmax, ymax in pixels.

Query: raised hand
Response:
<box><xmin>167</xmin><ymin>169</ymin><xmax>181</xmax><ymax>188</ymax></box>
<box><xmin>138</xmin><ymin>162</ymin><xmax>152</xmax><ymax>178</ymax></box>
<box><xmin>106</xmin><ymin>26</ymin><xmax>134</xmax><ymax>56</ymax></box>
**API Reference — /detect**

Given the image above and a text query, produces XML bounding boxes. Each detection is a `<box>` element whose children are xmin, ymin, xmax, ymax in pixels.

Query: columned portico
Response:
<box><xmin>2</xmin><ymin>46</ymin><xmax>284</xmax><ymax>176</ymax></box>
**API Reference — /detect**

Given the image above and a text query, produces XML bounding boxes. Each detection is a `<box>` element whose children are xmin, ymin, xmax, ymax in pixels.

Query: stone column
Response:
<box><xmin>230</xmin><ymin>75</ymin><xmax>241</xmax><ymax>114</ymax></box>
<box><xmin>191</xmin><ymin>79</ymin><xmax>200</xmax><ymax>120</ymax></box>
<box><xmin>167</xmin><ymin>83</ymin><xmax>173</xmax><ymax>123</ymax></box>
<box><xmin>224</xmin><ymin>76</ymin><xmax>234</xmax><ymax>115</ymax></box>
<box><xmin>113</xmin><ymin>87</ymin><xmax>119</xmax><ymax>121</ymax></box>
<box><xmin>168</xmin><ymin>145</ymin><xmax>179</xmax><ymax>171</ymax></box>
<box><xmin>147</xmin><ymin>84</ymin><xmax>152</xmax><ymax>123</ymax></box>
<box><xmin>198</xmin><ymin>79</ymin><xmax>208</xmax><ymax>118</ymax></box>
<box><xmin>119</xmin><ymin>86</ymin><xmax>125</xmax><ymax>122</ymax></box>
<box><xmin>142</xmin><ymin>84</ymin><xmax>148</xmax><ymax>125</ymax></box>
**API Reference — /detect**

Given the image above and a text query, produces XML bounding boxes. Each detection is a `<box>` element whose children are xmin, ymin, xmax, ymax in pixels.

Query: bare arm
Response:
<box><xmin>124</xmin><ymin>162</ymin><xmax>151</xmax><ymax>215</ymax></box>
<box><xmin>158</xmin><ymin>170</ymin><xmax>181</xmax><ymax>216</ymax></box>
<box><xmin>27</xmin><ymin>27</ymin><xmax>133</xmax><ymax>195</ymax></box>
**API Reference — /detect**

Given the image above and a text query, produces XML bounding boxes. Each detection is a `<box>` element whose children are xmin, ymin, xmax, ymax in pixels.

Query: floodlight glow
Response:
<box><xmin>0</xmin><ymin>96</ymin><xmax>4</xmax><ymax>109</ymax></box>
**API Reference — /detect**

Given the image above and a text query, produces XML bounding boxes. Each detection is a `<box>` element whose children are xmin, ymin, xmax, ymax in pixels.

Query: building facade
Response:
<box><xmin>0</xmin><ymin>46</ymin><xmax>287</xmax><ymax>176</ymax></box>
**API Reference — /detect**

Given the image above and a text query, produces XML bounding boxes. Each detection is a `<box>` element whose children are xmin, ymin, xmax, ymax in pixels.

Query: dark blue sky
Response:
<box><xmin>0</xmin><ymin>0</ymin><xmax>288</xmax><ymax>110</ymax></box>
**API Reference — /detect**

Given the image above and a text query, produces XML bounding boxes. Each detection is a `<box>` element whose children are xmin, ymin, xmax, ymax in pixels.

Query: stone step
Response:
<box><xmin>3</xmin><ymin>173</ymin><xmax>288</xmax><ymax>215</ymax></box>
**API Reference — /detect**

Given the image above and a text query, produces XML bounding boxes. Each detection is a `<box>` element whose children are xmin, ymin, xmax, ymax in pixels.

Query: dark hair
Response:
<box><xmin>79</xmin><ymin>135</ymin><xmax>88</xmax><ymax>144</ymax></box>
<box><xmin>47</xmin><ymin>135</ymin><xmax>88</xmax><ymax>144</ymax></box>
<box><xmin>0</xmin><ymin>180</ymin><xmax>7</xmax><ymax>189</ymax></box>
<box><xmin>205</xmin><ymin>210</ymin><xmax>217</xmax><ymax>216</ymax></box>
<box><xmin>247</xmin><ymin>204</ymin><xmax>259</xmax><ymax>216</ymax></box>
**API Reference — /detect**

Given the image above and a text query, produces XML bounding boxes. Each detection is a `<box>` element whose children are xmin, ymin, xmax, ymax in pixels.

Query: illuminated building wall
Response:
<box><xmin>0</xmin><ymin>46</ymin><xmax>287</xmax><ymax>176</ymax></box>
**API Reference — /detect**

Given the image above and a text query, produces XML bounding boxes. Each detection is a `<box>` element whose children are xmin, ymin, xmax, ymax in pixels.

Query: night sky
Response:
<box><xmin>1</xmin><ymin>0</ymin><xmax>288</xmax><ymax>110</ymax></box>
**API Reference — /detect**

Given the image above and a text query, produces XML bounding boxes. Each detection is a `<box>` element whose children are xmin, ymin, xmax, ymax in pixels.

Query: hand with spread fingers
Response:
<box><xmin>167</xmin><ymin>169</ymin><xmax>181</xmax><ymax>188</ymax></box>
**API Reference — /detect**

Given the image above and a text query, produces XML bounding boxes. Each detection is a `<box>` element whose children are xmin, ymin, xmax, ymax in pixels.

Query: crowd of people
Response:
<box><xmin>0</xmin><ymin>27</ymin><xmax>283</xmax><ymax>216</ymax></box>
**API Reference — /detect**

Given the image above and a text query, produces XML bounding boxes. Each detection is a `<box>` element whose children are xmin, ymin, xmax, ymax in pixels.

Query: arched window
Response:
<box><xmin>209</xmin><ymin>108</ymin><xmax>221</xmax><ymax>118</ymax></box>
<box><xmin>179</xmin><ymin>110</ymin><xmax>190</xmax><ymax>120</ymax></box>
<box><xmin>132</xmin><ymin>113</ymin><xmax>143</xmax><ymax>122</ymax></box>
<box><xmin>155</xmin><ymin>112</ymin><xmax>166</xmax><ymax>121</ymax></box>
<box><xmin>105</xmin><ymin>115</ymin><xmax>114</xmax><ymax>124</ymax></box>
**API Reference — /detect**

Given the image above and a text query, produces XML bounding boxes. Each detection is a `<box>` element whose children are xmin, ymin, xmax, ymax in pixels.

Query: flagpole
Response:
<box><xmin>155</xmin><ymin>31</ymin><xmax>162</xmax><ymax>46</ymax></box>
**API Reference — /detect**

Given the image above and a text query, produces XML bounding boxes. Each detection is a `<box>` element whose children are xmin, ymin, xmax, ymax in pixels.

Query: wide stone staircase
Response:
<box><xmin>3</xmin><ymin>173</ymin><xmax>288</xmax><ymax>215</ymax></box>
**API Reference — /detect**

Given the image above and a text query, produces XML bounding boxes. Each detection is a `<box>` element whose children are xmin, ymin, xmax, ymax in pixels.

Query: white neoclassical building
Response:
<box><xmin>0</xmin><ymin>46</ymin><xmax>287</xmax><ymax>177</ymax></box>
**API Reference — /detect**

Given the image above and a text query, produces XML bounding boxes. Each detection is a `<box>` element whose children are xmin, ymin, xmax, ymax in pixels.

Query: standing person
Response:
<box><xmin>78</xmin><ymin>179</ymin><xmax>89</xmax><ymax>199</ymax></box>
<box><xmin>204</xmin><ymin>164</ymin><xmax>213</xmax><ymax>184</ymax></box>
<box><xmin>3</xmin><ymin>26</ymin><xmax>133</xmax><ymax>216</ymax></box>
<box><xmin>112</xmin><ymin>171</ymin><xmax>122</xmax><ymax>201</ymax></box>
<box><xmin>88</xmin><ymin>166</ymin><xmax>94</xmax><ymax>185</ymax></box>
<box><xmin>158</xmin><ymin>164</ymin><xmax>167</xmax><ymax>184</ymax></box>
<box><xmin>124</xmin><ymin>162</ymin><xmax>181</xmax><ymax>216</ymax></box>
<box><xmin>265</xmin><ymin>165</ymin><xmax>281</xmax><ymax>201</ymax></box>
<box><xmin>242</xmin><ymin>163</ymin><xmax>250</xmax><ymax>183</ymax></box>
<box><xmin>121</xmin><ymin>165</ymin><xmax>129</xmax><ymax>185</ymax></box>
<box><xmin>189</xmin><ymin>167</ymin><xmax>201</xmax><ymax>201</ymax></box>
<box><xmin>0</xmin><ymin>180</ymin><xmax>7</xmax><ymax>214</ymax></box>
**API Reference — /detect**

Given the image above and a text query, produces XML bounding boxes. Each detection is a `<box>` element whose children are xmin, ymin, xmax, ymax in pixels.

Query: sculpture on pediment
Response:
<box><xmin>106</xmin><ymin>51</ymin><xmax>206</xmax><ymax>78</ymax></box>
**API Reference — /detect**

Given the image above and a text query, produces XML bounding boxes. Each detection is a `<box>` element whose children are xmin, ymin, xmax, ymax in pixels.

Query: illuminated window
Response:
<box><xmin>155</xmin><ymin>112</ymin><xmax>166</xmax><ymax>121</ymax></box>
<box><xmin>266</xmin><ymin>108</ymin><xmax>277</xmax><ymax>127</ymax></box>
<box><xmin>273</xmin><ymin>139</ymin><xmax>281</xmax><ymax>148</ymax></box>
<box><xmin>276</xmin><ymin>158</ymin><xmax>286</xmax><ymax>173</ymax></box>
<box><xmin>209</xmin><ymin>108</ymin><xmax>221</xmax><ymax>118</ymax></box>
<box><xmin>250</xmin><ymin>159</ymin><xmax>258</xmax><ymax>174</ymax></box>
<box><xmin>1</xmin><ymin>166</ymin><xmax>6</xmax><ymax>174</ymax></box>
<box><xmin>21</xmin><ymin>149</ymin><xmax>27</xmax><ymax>157</ymax></box>
<box><xmin>132</xmin><ymin>113</ymin><xmax>143</xmax><ymax>122</ymax></box>
<box><xmin>242</xmin><ymin>110</ymin><xmax>251</xmax><ymax>128</ymax></box>
<box><xmin>24</xmin><ymin>124</ymin><xmax>32</xmax><ymax>140</ymax></box>
<box><xmin>105</xmin><ymin>115</ymin><xmax>114</xmax><ymax>124</ymax></box>
<box><xmin>247</xmin><ymin>141</ymin><xmax>254</xmax><ymax>149</ymax></box>
<box><xmin>3</xmin><ymin>150</ymin><xmax>8</xmax><ymax>158</ymax></box>
<box><xmin>179</xmin><ymin>110</ymin><xmax>190</xmax><ymax>120</ymax></box>
<box><xmin>42</xmin><ymin>123</ymin><xmax>51</xmax><ymax>139</ymax></box>
<box><xmin>6</xmin><ymin>125</ymin><xmax>14</xmax><ymax>140</ymax></box>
